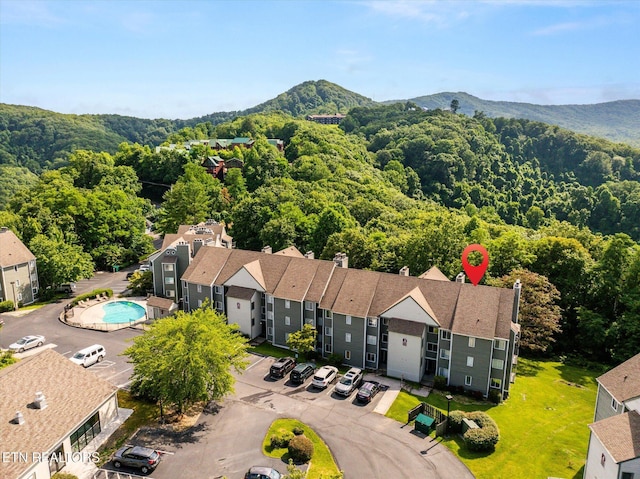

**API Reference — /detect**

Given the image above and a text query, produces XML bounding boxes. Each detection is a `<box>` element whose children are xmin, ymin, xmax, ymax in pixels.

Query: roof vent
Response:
<box><xmin>261</xmin><ymin>245</ymin><xmax>272</xmax><ymax>254</ymax></box>
<box><xmin>34</xmin><ymin>391</ymin><xmax>48</xmax><ymax>410</ymax></box>
<box><xmin>399</xmin><ymin>266</ymin><xmax>409</xmax><ymax>276</ymax></box>
<box><xmin>304</xmin><ymin>251</ymin><xmax>315</xmax><ymax>260</ymax></box>
<box><xmin>456</xmin><ymin>273</ymin><xmax>465</xmax><ymax>283</ymax></box>
<box><xmin>14</xmin><ymin>411</ymin><xmax>25</xmax><ymax>425</ymax></box>
<box><xmin>333</xmin><ymin>252</ymin><xmax>348</xmax><ymax>269</ymax></box>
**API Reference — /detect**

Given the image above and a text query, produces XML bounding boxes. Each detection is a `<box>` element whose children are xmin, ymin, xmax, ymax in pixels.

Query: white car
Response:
<box><xmin>312</xmin><ymin>365</ymin><xmax>339</xmax><ymax>389</ymax></box>
<box><xmin>9</xmin><ymin>335</ymin><xmax>45</xmax><ymax>353</ymax></box>
<box><xmin>334</xmin><ymin>367</ymin><xmax>364</xmax><ymax>396</ymax></box>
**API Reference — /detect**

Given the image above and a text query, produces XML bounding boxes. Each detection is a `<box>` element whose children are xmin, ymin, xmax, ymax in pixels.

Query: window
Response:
<box><xmin>285</xmin><ymin>333</ymin><xmax>290</xmax><ymax>342</ymax></box>
<box><xmin>17</xmin><ymin>293</ymin><xmax>22</xmax><ymax>301</ymax></box>
<box><xmin>621</xmin><ymin>473</ymin><xmax>634</xmax><ymax>479</ymax></box>
<box><xmin>494</xmin><ymin>339</ymin><xmax>506</xmax><ymax>350</ymax></box>
<box><xmin>197</xmin><ymin>284</ymin><xmax>202</xmax><ymax>293</ymax></box>
<box><xmin>215</xmin><ymin>301</ymin><xmax>223</xmax><ymax>310</ymax></box>
<box><xmin>325</xmin><ymin>310</ymin><xmax>333</xmax><ymax>319</ymax></box>
<box><xmin>267</xmin><ymin>327</ymin><xmax>273</xmax><ymax>336</ymax></box>
<box><xmin>368</xmin><ymin>317</ymin><xmax>378</xmax><ymax>327</ymax></box>
<box><xmin>285</xmin><ymin>300</ymin><xmax>290</xmax><ymax>309</ymax></box>
<box><xmin>366</xmin><ymin>352</ymin><xmax>376</xmax><ymax>363</ymax></box>
<box><xmin>438</xmin><ymin>367</ymin><xmax>448</xmax><ymax>378</ymax></box>
<box><xmin>266</xmin><ymin>294</ymin><xmax>274</xmax><ymax>304</ymax></box>
<box><xmin>427</xmin><ymin>342</ymin><xmax>438</xmax><ymax>352</ymax></box>
<box><xmin>468</xmin><ymin>337</ymin><xmax>476</xmax><ymax>348</ymax></box>
<box><xmin>466</xmin><ymin>356</ymin><xmax>474</xmax><ymax>367</ymax></box>
<box><xmin>440</xmin><ymin>330</ymin><xmax>451</xmax><ymax>340</ymax></box>
<box><xmin>440</xmin><ymin>349</ymin><xmax>450</xmax><ymax>360</ymax></box>
<box><xmin>490</xmin><ymin>378</ymin><xmax>502</xmax><ymax>389</ymax></box>
<box><xmin>15</xmin><ymin>278</ymin><xmax>20</xmax><ymax>285</ymax></box>
<box><xmin>325</xmin><ymin>343</ymin><xmax>332</xmax><ymax>353</ymax></box>
<box><xmin>267</xmin><ymin>311</ymin><xmax>274</xmax><ymax>320</ymax></box>
<box><xmin>165</xmin><ymin>276</ymin><xmax>174</xmax><ymax>284</ymax></box>
<box><xmin>285</xmin><ymin>316</ymin><xmax>291</xmax><ymax>326</ymax></box>
<box><xmin>492</xmin><ymin>358</ymin><xmax>504</xmax><ymax>370</ymax></box>
<box><xmin>251</xmin><ymin>302</ymin><xmax>255</xmax><ymax>310</ymax></box>
<box><xmin>465</xmin><ymin>375</ymin><xmax>472</xmax><ymax>386</ymax></box>
<box><xmin>345</xmin><ymin>350</ymin><xmax>351</xmax><ymax>360</ymax></box>
<box><xmin>70</xmin><ymin>412</ymin><xmax>101</xmax><ymax>452</ymax></box>
<box><xmin>251</xmin><ymin>317</ymin><xmax>255</xmax><ymax>326</ymax></box>
<box><xmin>166</xmin><ymin>290</ymin><xmax>175</xmax><ymax>298</ymax></box>
<box><xmin>428</xmin><ymin>326</ymin><xmax>438</xmax><ymax>334</ymax></box>
<box><xmin>611</xmin><ymin>397</ymin><xmax>619</xmax><ymax>412</ymax></box>
<box><xmin>382</xmin><ymin>317</ymin><xmax>388</xmax><ymax>325</ymax></box>
<box><xmin>163</xmin><ymin>263</ymin><xmax>174</xmax><ymax>271</ymax></box>
<box><xmin>305</xmin><ymin>301</ymin><xmax>314</xmax><ymax>311</ymax></box>
<box><xmin>345</xmin><ymin>332</ymin><xmax>351</xmax><ymax>343</ymax></box>
<box><xmin>198</xmin><ymin>300</ymin><xmax>203</xmax><ymax>308</ymax></box>
<box><xmin>381</xmin><ymin>333</ymin><xmax>388</xmax><ymax>343</ymax></box>
<box><xmin>346</xmin><ymin>315</ymin><xmax>352</xmax><ymax>325</ymax></box>
<box><xmin>325</xmin><ymin>327</ymin><xmax>332</xmax><ymax>336</ymax></box>
<box><xmin>215</xmin><ymin>285</ymin><xmax>223</xmax><ymax>294</ymax></box>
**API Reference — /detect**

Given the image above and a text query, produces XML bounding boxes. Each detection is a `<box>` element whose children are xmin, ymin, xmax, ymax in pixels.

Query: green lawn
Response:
<box><xmin>262</xmin><ymin>418</ymin><xmax>341</xmax><ymax>479</ymax></box>
<box><xmin>387</xmin><ymin>358</ymin><xmax>598</xmax><ymax>479</ymax></box>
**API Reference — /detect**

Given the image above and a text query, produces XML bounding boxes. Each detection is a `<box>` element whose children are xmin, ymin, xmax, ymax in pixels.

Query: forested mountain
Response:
<box><xmin>4</xmin><ymin>80</ymin><xmax>637</xmax><ymax>173</ymax></box>
<box><xmin>399</xmin><ymin>92</ymin><xmax>640</xmax><ymax>147</ymax></box>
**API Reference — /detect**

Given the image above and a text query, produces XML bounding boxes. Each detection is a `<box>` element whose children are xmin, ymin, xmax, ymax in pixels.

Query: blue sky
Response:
<box><xmin>1</xmin><ymin>0</ymin><xmax>639</xmax><ymax>119</ymax></box>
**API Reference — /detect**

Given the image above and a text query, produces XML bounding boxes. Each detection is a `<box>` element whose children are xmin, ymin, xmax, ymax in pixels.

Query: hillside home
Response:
<box><xmin>166</xmin><ymin>245</ymin><xmax>521</xmax><ymax>399</ymax></box>
<box><xmin>0</xmin><ymin>349</ymin><xmax>120</xmax><ymax>479</ymax></box>
<box><xmin>0</xmin><ymin>227</ymin><xmax>39</xmax><ymax>307</ymax></box>
<box><xmin>306</xmin><ymin>114</ymin><xmax>346</xmax><ymax>124</ymax></box>
<box><xmin>584</xmin><ymin>352</ymin><xmax>640</xmax><ymax>479</ymax></box>
<box><xmin>147</xmin><ymin>220</ymin><xmax>233</xmax><ymax>307</ymax></box>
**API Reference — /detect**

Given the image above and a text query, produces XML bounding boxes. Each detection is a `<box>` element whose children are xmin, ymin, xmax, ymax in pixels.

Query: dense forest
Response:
<box><xmin>1</xmin><ymin>96</ymin><xmax>640</xmax><ymax>366</ymax></box>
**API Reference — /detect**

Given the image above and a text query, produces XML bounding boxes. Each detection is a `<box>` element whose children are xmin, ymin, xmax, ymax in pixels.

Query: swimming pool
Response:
<box><xmin>102</xmin><ymin>301</ymin><xmax>146</xmax><ymax>324</ymax></box>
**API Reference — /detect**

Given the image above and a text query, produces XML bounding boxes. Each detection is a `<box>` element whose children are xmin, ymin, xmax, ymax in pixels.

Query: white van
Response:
<box><xmin>70</xmin><ymin>344</ymin><xmax>106</xmax><ymax>367</ymax></box>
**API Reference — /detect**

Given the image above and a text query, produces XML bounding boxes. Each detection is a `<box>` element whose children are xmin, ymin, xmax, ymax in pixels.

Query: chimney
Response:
<box><xmin>193</xmin><ymin>238</ymin><xmax>204</xmax><ymax>256</ymax></box>
<box><xmin>512</xmin><ymin>279</ymin><xmax>522</xmax><ymax>324</ymax></box>
<box><xmin>304</xmin><ymin>251</ymin><xmax>315</xmax><ymax>260</ymax></box>
<box><xmin>399</xmin><ymin>266</ymin><xmax>409</xmax><ymax>276</ymax></box>
<box><xmin>456</xmin><ymin>273</ymin><xmax>465</xmax><ymax>283</ymax></box>
<box><xmin>261</xmin><ymin>245</ymin><xmax>272</xmax><ymax>254</ymax></box>
<box><xmin>333</xmin><ymin>252</ymin><xmax>348</xmax><ymax>269</ymax></box>
<box><xmin>14</xmin><ymin>411</ymin><xmax>25</xmax><ymax>425</ymax></box>
<box><xmin>34</xmin><ymin>391</ymin><xmax>47</xmax><ymax>410</ymax></box>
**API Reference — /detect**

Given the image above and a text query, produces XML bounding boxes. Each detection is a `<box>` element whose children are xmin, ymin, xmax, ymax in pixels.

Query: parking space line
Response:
<box><xmin>105</xmin><ymin>367</ymin><xmax>132</xmax><ymax>380</ymax></box>
<box><xmin>245</xmin><ymin>356</ymin><xmax>267</xmax><ymax>371</ymax></box>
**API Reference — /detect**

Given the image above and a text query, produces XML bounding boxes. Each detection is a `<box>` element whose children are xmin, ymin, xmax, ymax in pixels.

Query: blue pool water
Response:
<box><xmin>102</xmin><ymin>301</ymin><xmax>146</xmax><ymax>324</ymax></box>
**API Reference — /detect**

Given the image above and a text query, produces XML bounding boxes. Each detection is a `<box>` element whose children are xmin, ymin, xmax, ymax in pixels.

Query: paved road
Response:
<box><xmin>0</xmin><ymin>269</ymin><xmax>141</xmax><ymax>388</ymax></box>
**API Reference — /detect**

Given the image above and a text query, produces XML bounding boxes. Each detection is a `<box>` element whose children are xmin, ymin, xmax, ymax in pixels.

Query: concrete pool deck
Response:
<box><xmin>62</xmin><ymin>297</ymin><xmax>148</xmax><ymax>331</ymax></box>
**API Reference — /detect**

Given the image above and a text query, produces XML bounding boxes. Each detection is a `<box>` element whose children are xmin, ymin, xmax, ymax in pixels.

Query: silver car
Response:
<box><xmin>334</xmin><ymin>367</ymin><xmax>363</xmax><ymax>396</ymax></box>
<box><xmin>9</xmin><ymin>335</ymin><xmax>45</xmax><ymax>353</ymax></box>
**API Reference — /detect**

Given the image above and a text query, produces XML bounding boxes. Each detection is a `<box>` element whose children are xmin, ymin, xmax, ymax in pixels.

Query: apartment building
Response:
<box><xmin>0</xmin><ymin>227</ymin><xmax>39</xmax><ymax>307</ymax></box>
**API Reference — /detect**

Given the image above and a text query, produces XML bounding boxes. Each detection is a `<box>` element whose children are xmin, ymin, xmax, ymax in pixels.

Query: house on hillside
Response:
<box><xmin>307</xmin><ymin>114</ymin><xmax>346</xmax><ymax>124</ymax></box>
<box><xmin>152</xmin><ymin>244</ymin><xmax>521</xmax><ymax>399</ymax></box>
<box><xmin>583</xmin><ymin>352</ymin><xmax>640</xmax><ymax>479</ymax></box>
<box><xmin>0</xmin><ymin>226</ymin><xmax>39</xmax><ymax>307</ymax></box>
<box><xmin>147</xmin><ymin>221</ymin><xmax>233</xmax><ymax>308</ymax></box>
<box><xmin>0</xmin><ymin>349</ymin><xmax>120</xmax><ymax>479</ymax></box>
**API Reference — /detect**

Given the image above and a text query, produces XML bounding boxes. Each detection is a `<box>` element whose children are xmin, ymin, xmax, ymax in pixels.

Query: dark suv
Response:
<box><xmin>113</xmin><ymin>445</ymin><xmax>161</xmax><ymax>474</ymax></box>
<box><xmin>270</xmin><ymin>357</ymin><xmax>296</xmax><ymax>379</ymax></box>
<box><xmin>290</xmin><ymin>363</ymin><xmax>315</xmax><ymax>384</ymax></box>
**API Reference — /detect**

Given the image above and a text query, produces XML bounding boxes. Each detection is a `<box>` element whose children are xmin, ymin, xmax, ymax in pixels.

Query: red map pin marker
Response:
<box><xmin>461</xmin><ymin>244</ymin><xmax>489</xmax><ymax>286</ymax></box>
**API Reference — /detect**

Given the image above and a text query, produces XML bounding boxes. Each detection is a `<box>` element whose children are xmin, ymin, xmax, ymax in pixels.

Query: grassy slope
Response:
<box><xmin>387</xmin><ymin>358</ymin><xmax>598</xmax><ymax>479</ymax></box>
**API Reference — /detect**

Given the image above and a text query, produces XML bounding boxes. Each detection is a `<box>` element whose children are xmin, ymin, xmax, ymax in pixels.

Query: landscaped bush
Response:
<box><xmin>327</xmin><ymin>353</ymin><xmax>343</xmax><ymax>366</ymax></box>
<box><xmin>288</xmin><ymin>434</ymin><xmax>314</xmax><ymax>463</ymax></box>
<box><xmin>448</xmin><ymin>410</ymin><xmax>466</xmax><ymax>433</ymax></box>
<box><xmin>433</xmin><ymin>375</ymin><xmax>447</xmax><ymax>390</ymax></box>
<box><xmin>270</xmin><ymin>430</ymin><xmax>294</xmax><ymax>449</ymax></box>
<box><xmin>52</xmin><ymin>473</ymin><xmax>79</xmax><ymax>479</ymax></box>
<box><xmin>70</xmin><ymin>288</ymin><xmax>113</xmax><ymax>306</ymax></box>
<box><xmin>0</xmin><ymin>300</ymin><xmax>14</xmax><ymax>312</ymax></box>
<box><xmin>463</xmin><ymin>411</ymin><xmax>500</xmax><ymax>452</ymax></box>
<box><xmin>292</xmin><ymin>427</ymin><xmax>304</xmax><ymax>436</ymax></box>
<box><xmin>488</xmin><ymin>389</ymin><xmax>502</xmax><ymax>404</ymax></box>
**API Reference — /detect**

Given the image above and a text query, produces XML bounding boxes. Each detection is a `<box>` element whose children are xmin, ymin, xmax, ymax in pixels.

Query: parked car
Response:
<box><xmin>138</xmin><ymin>264</ymin><xmax>150</xmax><ymax>272</ymax></box>
<box><xmin>270</xmin><ymin>357</ymin><xmax>296</xmax><ymax>379</ymax></box>
<box><xmin>357</xmin><ymin>381</ymin><xmax>381</xmax><ymax>403</ymax></box>
<box><xmin>113</xmin><ymin>445</ymin><xmax>161</xmax><ymax>474</ymax></box>
<box><xmin>312</xmin><ymin>365</ymin><xmax>338</xmax><ymax>389</ymax></box>
<box><xmin>9</xmin><ymin>335</ymin><xmax>45</xmax><ymax>353</ymax></box>
<box><xmin>334</xmin><ymin>367</ymin><xmax>364</xmax><ymax>396</ymax></box>
<box><xmin>244</xmin><ymin>466</ymin><xmax>282</xmax><ymax>479</ymax></box>
<box><xmin>69</xmin><ymin>344</ymin><xmax>106</xmax><ymax>367</ymax></box>
<box><xmin>56</xmin><ymin>283</ymin><xmax>76</xmax><ymax>294</ymax></box>
<box><xmin>290</xmin><ymin>363</ymin><xmax>315</xmax><ymax>384</ymax></box>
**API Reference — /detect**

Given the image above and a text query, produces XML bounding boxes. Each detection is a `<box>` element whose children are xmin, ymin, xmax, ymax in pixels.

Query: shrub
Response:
<box><xmin>0</xmin><ymin>300</ymin><xmax>14</xmax><ymax>312</ymax></box>
<box><xmin>270</xmin><ymin>430</ymin><xmax>294</xmax><ymax>449</ymax></box>
<box><xmin>327</xmin><ymin>353</ymin><xmax>343</xmax><ymax>367</ymax></box>
<box><xmin>288</xmin><ymin>434</ymin><xmax>314</xmax><ymax>463</ymax></box>
<box><xmin>433</xmin><ymin>375</ymin><xmax>447</xmax><ymax>390</ymax></box>
<box><xmin>70</xmin><ymin>288</ymin><xmax>113</xmax><ymax>306</ymax></box>
<box><xmin>463</xmin><ymin>411</ymin><xmax>500</xmax><ymax>452</ymax></box>
<box><xmin>488</xmin><ymin>389</ymin><xmax>502</xmax><ymax>404</ymax></box>
<box><xmin>448</xmin><ymin>410</ymin><xmax>465</xmax><ymax>433</ymax></box>
<box><xmin>292</xmin><ymin>427</ymin><xmax>304</xmax><ymax>436</ymax></box>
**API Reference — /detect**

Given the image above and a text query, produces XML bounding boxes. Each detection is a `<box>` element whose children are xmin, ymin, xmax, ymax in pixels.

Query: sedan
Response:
<box><xmin>9</xmin><ymin>335</ymin><xmax>45</xmax><ymax>353</ymax></box>
<box><xmin>113</xmin><ymin>445</ymin><xmax>161</xmax><ymax>474</ymax></box>
<box><xmin>356</xmin><ymin>381</ymin><xmax>380</xmax><ymax>403</ymax></box>
<box><xmin>245</xmin><ymin>466</ymin><xmax>282</xmax><ymax>479</ymax></box>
